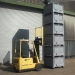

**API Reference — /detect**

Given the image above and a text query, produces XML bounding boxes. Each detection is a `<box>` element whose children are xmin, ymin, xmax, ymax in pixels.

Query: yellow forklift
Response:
<box><xmin>13</xmin><ymin>39</ymin><xmax>42</xmax><ymax>72</ymax></box>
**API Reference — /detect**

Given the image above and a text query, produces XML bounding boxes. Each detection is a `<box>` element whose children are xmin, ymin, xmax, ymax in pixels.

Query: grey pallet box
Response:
<box><xmin>44</xmin><ymin>46</ymin><xmax>65</xmax><ymax>57</ymax></box>
<box><xmin>44</xmin><ymin>57</ymin><xmax>64</xmax><ymax>68</ymax></box>
<box><xmin>44</xmin><ymin>13</ymin><xmax>64</xmax><ymax>25</ymax></box>
<box><xmin>44</xmin><ymin>23</ymin><xmax>64</xmax><ymax>35</ymax></box>
<box><xmin>44</xmin><ymin>35</ymin><xmax>64</xmax><ymax>45</ymax></box>
<box><xmin>44</xmin><ymin>3</ymin><xmax>63</xmax><ymax>14</ymax></box>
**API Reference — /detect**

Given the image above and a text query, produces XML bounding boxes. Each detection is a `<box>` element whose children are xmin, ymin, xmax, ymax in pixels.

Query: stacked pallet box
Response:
<box><xmin>43</xmin><ymin>3</ymin><xmax>65</xmax><ymax>68</ymax></box>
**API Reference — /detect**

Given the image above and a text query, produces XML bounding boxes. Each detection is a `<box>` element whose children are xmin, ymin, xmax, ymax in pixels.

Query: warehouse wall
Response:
<box><xmin>64</xmin><ymin>15</ymin><xmax>75</xmax><ymax>58</ymax></box>
<box><xmin>0</xmin><ymin>2</ymin><xmax>75</xmax><ymax>64</ymax></box>
<box><xmin>64</xmin><ymin>15</ymin><xmax>75</xmax><ymax>40</ymax></box>
<box><xmin>65</xmin><ymin>41</ymin><xmax>75</xmax><ymax>58</ymax></box>
<box><xmin>0</xmin><ymin>2</ymin><xmax>42</xmax><ymax>64</ymax></box>
<box><xmin>60</xmin><ymin>1</ymin><xmax>75</xmax><ymax>12</ymax></box>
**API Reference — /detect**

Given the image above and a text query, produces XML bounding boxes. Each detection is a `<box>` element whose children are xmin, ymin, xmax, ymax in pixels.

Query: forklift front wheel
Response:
<box><xmin>35</xmin><ymin>64</ymin><xmax>42</xmax><ymax>71</ymax></box>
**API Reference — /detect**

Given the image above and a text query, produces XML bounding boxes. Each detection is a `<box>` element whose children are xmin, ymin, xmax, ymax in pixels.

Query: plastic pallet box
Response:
<box><xmin>43</xmin><ymin>13</ymin><xmax>64</xmax><ymax>25</ymax></box>
<box><xmin>44</xmin><ymin>24</ymin><xmax>64</xmax><ymax>35</ymax></box>
<box><xmin>44</xmin><ymin>3</ymin><xmax>63</xmax><ymax>14</ymax></box>
<box><xmin>44</xmin><ymin>56</ymin><xmax>64</xmax><ymax>68</ymax></box>
<box><xmin>44</xmin><ymin>45</ymin><xmax>65</xmax><ymax>57</ymax></box>
<box><xmin>44</xmin><ymin>35</ymin><xmax>64</xmax><ymax>45</ymax></box>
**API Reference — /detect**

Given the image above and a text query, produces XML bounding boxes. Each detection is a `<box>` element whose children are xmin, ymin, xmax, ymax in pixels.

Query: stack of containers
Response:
<box><xmin>43</xmin><ymin>3</ymin><xmax>65</xmax><ymax>68</ymax></box>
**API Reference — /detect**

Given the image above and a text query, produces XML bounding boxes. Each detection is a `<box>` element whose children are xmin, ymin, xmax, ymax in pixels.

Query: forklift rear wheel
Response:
<box><xmin>18</xmin><ymin>70</ymin><xmax>22</xmax><ymax>73</ymax></box>
<box><xmin>13</xmin><ymin>67</ymin><xmax>22</xmax><ymax>73</ymax></box>
<box><xmin>15</xmin><ymin>70</ymin><xmax>22</xmax><ymax>73</ymax></box>
<box><xmin>35</xmin><ymin>64</ymin><xmax>42</xmax><ymax>71</ymax></box>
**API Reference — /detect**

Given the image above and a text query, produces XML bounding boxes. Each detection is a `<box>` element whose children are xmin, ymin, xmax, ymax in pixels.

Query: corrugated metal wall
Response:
<box><xmin>64</xmin><ymin>15</ymin><xmax>75</xmax><ymax>40</ymax></box>
<box><xmin>65</xmin><ymin>41</ymin><xmax>75</xmax><ymax>57</ymax></box>
<box><xmin>64</xmin><ymin>15</ymin><xmax>75</xmax><ymax>58</ymax></box>
<box><xmin>60</xmin><ymin>1</ymin><xmax>75</xmax><ymax>12</ymax></box>
<box><xmin>0</xmin><ymin>3</ymin><xmax>42</xmax><ymax>64</ymax></box>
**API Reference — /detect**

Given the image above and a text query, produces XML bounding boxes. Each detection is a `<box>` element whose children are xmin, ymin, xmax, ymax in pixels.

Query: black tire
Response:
<box><xmin>61</xmin><ymin>66</ymin><xmax>64</xmax><ymax>68</ymax></box>
<box><xmin>35</xmin><ymin>64</ymin><xmax>42</xmax><ymax>71</ymax></box>
<box><xmin>51</xmin><ymin>67</ymin><xmax>55</xmax><ymax>69</ymax></box>
<box><xmin>15</xmin><ymin>70</ymin><xmax>22</xmax><ymax>73</ymax></box>
<box><xmin>18</xmin><ymin>70</ymin><xmax>22</xmax><ymax>73</ymax></box>
<box><xmin>13</xmin><ymin>67</ymin><xmax>22</xmax><ymax>73</ymax></box>
<box><xmin>13</xmin><ymin>67</ymin><xmax>17</xmax><ymax>71</ymax></box>
<box><xmin>13</xmin><ymin>67</ymin><xmax>16</xmax><ymax>70</ymax></box>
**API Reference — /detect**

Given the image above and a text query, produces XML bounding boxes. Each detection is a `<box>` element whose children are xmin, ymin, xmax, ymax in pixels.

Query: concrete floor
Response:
<box><xmin>0</xmin><ymin>58</ymin><xmax>75</xmax><ymax>75</ymax></box>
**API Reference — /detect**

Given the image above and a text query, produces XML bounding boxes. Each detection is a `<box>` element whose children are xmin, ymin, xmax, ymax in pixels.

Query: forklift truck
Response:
<box><xmin>13</xmin><ymin>39</ymin><xmax>42</xmax><ymax>72</ymax></box>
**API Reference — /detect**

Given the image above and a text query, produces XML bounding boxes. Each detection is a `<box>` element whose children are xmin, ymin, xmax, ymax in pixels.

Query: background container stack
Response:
<box><xmin>43</xmin><ymin>3</ymin><xmax>65</xmax><ymax>68</ymax></box>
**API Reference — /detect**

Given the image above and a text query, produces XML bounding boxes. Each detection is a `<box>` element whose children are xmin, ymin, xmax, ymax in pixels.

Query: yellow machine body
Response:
<box><xmin>14</xmin><ymin>57</ymin><xmax>38</xmax><ymax>70</ymax></box>
<box><xmin>13</xmin><ymin>39</ymin><xmax>42</xmax><ymax>72</ymax></box>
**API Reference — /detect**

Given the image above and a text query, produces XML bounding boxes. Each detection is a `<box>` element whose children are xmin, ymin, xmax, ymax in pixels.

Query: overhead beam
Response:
<box><xmin>0</xmin><ymin>0</ymin><xmax>75</xmax><ymax>16</ymax></box>
<box><xmin>0</xmin><ymin>0</ymin><xmax>44</xmax><ymax>9</ymax></box>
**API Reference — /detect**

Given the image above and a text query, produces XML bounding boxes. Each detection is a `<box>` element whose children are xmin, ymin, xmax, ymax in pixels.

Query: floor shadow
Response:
<box><xmin>42</xmin><ymin>64</ymin><xmax>64</xmax><ymax>69</ymax></box>
<box><xmin>3</xmin><ymin>51</ymin><xmax>10</xmax><ymax>66</ymax></box>
<box><xmin>0</xmin><ymin>66</ymin><xmax>15</xmax><ymax>73</ymax></box>
<box><xmin>0</xmin><ymin>63</ymin><xmax>2</xmax><ymax>66</ymax></box>
<box><xmin>0</xmin><ymin>65</ymin><xmax>34</xmax><ymax>73</ymax></box>
<box><xmin>41</xmin><ymin>64</ymin><xmax>52</xmax><ymax>69</ymax></box>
